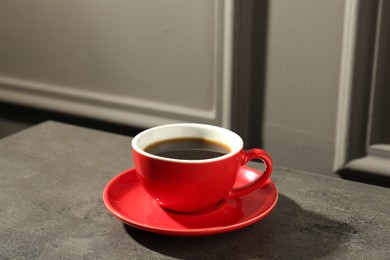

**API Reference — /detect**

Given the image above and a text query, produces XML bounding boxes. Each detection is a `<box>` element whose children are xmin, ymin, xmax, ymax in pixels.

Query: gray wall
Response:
<box><xmin>0</xmin><ymin>0</ymin><xmax>350</xmax><ymax>176</ymax></box>
<box><xmin>0</xmin><ymin>0</ymin><xmax>231</xmax><ymax>127</ymax></box>
<box><xmin>261</xmin><ymin>0</ymin><xmax>346</xmax><ymax>175</ymax></box>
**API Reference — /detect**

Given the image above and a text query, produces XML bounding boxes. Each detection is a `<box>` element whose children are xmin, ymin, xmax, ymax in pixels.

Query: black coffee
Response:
<box><xmin>144</xmin><ymin>138</ymin><xmax>231</xmax><ymax>160</ymax></box>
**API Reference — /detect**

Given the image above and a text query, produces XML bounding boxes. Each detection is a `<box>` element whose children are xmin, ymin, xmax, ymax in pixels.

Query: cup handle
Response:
<box><xmin>228</xmin><ymin>149</ymin><xmax>273</xmax><ymax>199</ymax></box>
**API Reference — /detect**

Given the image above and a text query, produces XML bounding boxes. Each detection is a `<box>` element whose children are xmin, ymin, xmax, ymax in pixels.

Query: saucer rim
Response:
<box><xmin>103</xmin><ymin>168</ymin><xmax>278</xmax><ymax>236</ymax></box>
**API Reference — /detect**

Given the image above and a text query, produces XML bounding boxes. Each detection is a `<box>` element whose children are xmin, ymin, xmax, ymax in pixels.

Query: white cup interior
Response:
<box><xmin>132</xmin><ymin>123</ymin><xmax>243</xmax><ymax>162</ymax></box>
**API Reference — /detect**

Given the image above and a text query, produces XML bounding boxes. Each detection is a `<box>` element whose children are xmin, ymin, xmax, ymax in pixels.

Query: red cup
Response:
<box><xmin>132</xmin><ymin>123</ymin><xmax>273</xmax><ymax>213</ymax></box>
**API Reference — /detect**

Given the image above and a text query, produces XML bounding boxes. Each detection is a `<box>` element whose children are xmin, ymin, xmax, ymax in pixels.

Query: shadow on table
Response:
<box><xmin>125</xmin><ymin>194</ymin><xmax>355</xmax><ymax>259</ymax></box>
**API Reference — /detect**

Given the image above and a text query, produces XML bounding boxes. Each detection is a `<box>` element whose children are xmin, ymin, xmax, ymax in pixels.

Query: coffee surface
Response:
<box><xmin>144</xmin><ymin>138</ymin><xmax>231</xmax><ymax>160</ymax></box>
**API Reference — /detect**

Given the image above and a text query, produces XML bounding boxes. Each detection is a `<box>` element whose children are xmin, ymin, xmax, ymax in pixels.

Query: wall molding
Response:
<box><xmin>334</xmin><ymin>0</ymin><xmax>359</xmax><ymax>171</ymax></box>
<box><xmin>0</xmin><ymin>0</ymin><xmax>233</xmax><ymax>129</ymax></box>
<box><xmin>334</xmin><ymin>0</ymin><xmax>390</xmax><ymax>177</ymax></box>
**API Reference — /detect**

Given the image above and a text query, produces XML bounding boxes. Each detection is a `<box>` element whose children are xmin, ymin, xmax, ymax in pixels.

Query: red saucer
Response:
<box><xmin>103</xmin><ymin>167</ymin><xmax>278</xmax><ymax>236</ymax></box>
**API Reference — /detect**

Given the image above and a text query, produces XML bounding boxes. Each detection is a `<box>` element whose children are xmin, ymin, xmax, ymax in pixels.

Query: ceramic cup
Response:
<box><xmin>132</xmin><ymin>123</ymin><xmax>273</xmax><ymax>213</ymax></box>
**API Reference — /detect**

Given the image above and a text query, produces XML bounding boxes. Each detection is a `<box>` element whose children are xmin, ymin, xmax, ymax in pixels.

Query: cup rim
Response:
<box><xmin>132</xmin><ymin>123</ymin><xmax>243</xmax><ymax>164</ymax></box>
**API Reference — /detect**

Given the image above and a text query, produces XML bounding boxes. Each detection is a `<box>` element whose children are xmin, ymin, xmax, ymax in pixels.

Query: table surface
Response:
<box><xmin>0</xmin><ymin>121</ymin><xmax>389</xmax><ymax>260</ymax></box>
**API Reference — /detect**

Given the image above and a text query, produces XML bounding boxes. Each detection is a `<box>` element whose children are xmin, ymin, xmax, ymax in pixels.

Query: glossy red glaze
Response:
<box><xmin>133</xmin><ymin>147</ymin><xmax>241</xmax><ymax>213</ymax></box>
<box><xmin>131</xmin><ymin>123</ymin><xmax>273</xmax><ymax>213</ymax></box>
<box><xmin>103</xmin><ymin>167</ymin><xmax>278</xmax><ymax>236</ymax></box>
<box><xmin>228</xmin><ymin>149</ymin><xmax>273</xmax><ymax>199</ymax></box>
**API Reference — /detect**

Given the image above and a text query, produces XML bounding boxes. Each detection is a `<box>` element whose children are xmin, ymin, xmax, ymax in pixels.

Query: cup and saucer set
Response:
<box><xmin>103</xmin><ymin>124</ymin><xmax>278</xmax><ymax>236</ymax></box>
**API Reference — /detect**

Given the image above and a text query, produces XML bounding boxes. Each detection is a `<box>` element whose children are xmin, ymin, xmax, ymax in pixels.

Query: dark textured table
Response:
<box><xmin>0</xmin><ymin>121</ymin><xmax>389</xmax><ymax>259</ymax></box>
